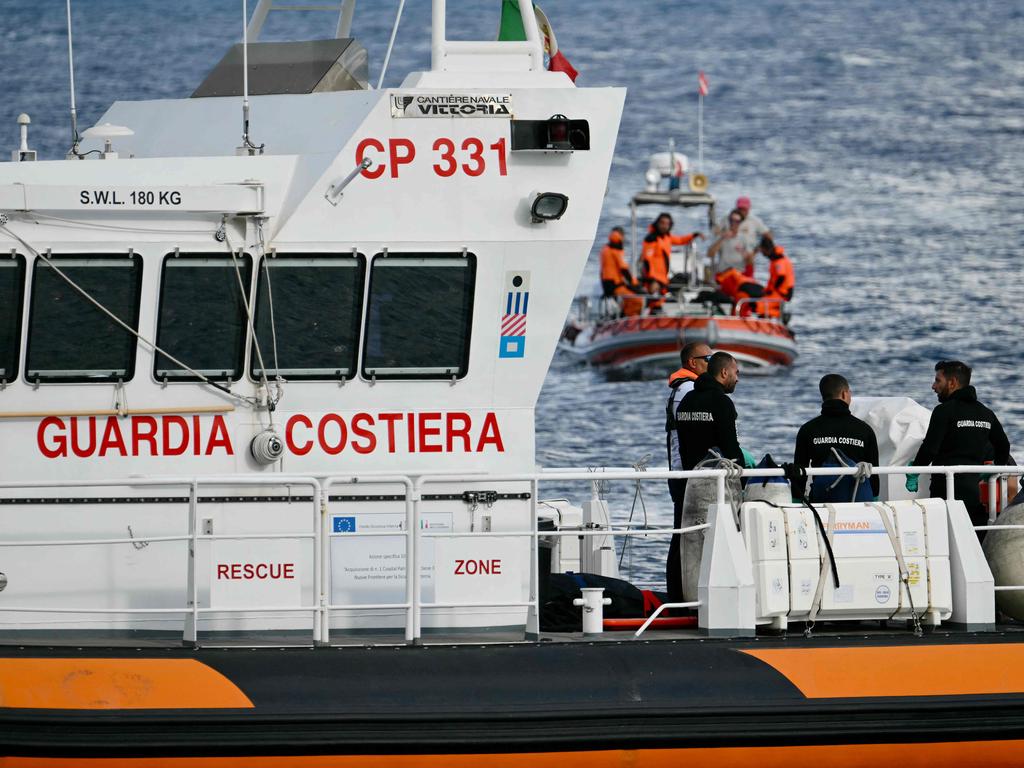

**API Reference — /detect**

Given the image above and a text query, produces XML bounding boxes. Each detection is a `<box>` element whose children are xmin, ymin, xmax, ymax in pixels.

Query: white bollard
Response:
<box><xmin>573</xmin><ymin>587</ymin><xmax>612</xmax><ymax>637</ymax></box>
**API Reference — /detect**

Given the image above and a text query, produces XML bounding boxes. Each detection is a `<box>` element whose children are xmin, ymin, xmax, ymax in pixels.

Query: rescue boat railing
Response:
<box><xmin>318</xmin><ymin>482</ymin><xmax>707</xmax><ymax>644</ymax></box>
<box><xmin>0</xmin><ymin>466</ymin><xmax>1021</xmax><ymax>646</ymax></box>
<box><xmin>403</xmin><ymin>465</ymin><xmax>1024</xmax><ymax>643</ymax></box>
<box><xmin>572</xmin><ymin>292</ymin><xmax>722</xmax><ymax>324</ymax></box>
<box><xmin>734</xmin><ymin>296</ymin><xmax>789</xmax><ymax>322</ymax></box>
<box><xmin>0</xmin><ymin>475</ymin><xmax>322</xmax><ymax>646</ymax></box>
<box><xmin>320</xmin><ymin>475</ymin><xmax>416</xmax><ymax>645</ymax></box>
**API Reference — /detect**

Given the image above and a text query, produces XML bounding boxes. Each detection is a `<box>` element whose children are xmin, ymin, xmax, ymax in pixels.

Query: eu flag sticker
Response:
<box><xmin>333</xmin><ymin>516</ymin><xmax>357</xmax><ymax>533</ymax></box>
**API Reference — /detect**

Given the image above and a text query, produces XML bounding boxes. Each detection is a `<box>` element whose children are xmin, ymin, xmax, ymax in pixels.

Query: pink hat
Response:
<box><xmin>736</xmin><ymin>196</ymin><xmax>751</xmax><ymax>210</ymax></box>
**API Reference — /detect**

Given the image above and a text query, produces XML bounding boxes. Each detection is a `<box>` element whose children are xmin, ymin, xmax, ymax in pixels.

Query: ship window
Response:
<box><xmin>362</xmin><ymin>253</ymin><xmax>475</xmax><ymax>380</ymax></box>
<box><xmin>155</xmin><ymin>254</ymin><xmax>251</xmax><ymax>382</ymax></box>
<box><xmin>0</xmin><ymin>254</ymin><xmax>26</xmax><ymax>384</ymax></box>
<box><xmin>251</xmin><ymin>254</ymin><xmax>365</xmax><ymax>381</ymax></box>
<box><xmin>25</xmin><ymin>254</ymin><xmax>142</xmax><ymax>383</ymax></box>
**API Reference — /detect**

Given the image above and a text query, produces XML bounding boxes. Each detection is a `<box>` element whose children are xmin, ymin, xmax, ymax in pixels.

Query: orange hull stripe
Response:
<box><xmin>0</xmin><ymin>659</ymin><xmax>253</xmax><ymax>710</ymax></box>
<box><xmin>5</xmin><ymin>741</ymin><xmax>1024</xmax><ymax>768</ymax></box>
<box><xmin>743</xmin><ymin>643</ymin><xmax>1024</xmax><ymax>698</ymax></box>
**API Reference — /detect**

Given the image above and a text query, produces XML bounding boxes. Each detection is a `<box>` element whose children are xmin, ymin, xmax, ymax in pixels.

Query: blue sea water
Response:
<box><xmin>2</xmin><ymin>0</ymin><xmax>1022</xmax><ymax>585</ymax></box>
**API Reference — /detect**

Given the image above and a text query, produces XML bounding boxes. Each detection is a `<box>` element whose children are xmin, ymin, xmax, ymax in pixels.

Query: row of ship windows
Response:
<box><xmin>0</xmin><ymin>251</ymin><xmax>476</xmax><ymax>385</ymax></box>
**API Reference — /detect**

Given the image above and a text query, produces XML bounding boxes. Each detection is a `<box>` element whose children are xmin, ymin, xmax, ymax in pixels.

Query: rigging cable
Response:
<box><xmin>0</xmin><ymin>221</ymin><xmax>260</xmax><ymax>409</ymax></box>
<box><xmin>222</xmin><ymin>223</ymin><xmax>281</xmax><ymax>420</ymax></box>
<box><xmin>255</xmin><ymin>219</ymin><xmax>283</xmax><ymax>390</ymax></box>
<box><xmin>617</xmin><ymin>454</ymin><xmax>651</xmax><ymax>570</ymax></box>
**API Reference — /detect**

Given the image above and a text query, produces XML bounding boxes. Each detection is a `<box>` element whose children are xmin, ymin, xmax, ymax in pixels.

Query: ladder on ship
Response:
<box><xmin>247</xmin><ymin>0</ymin><xmax>356</xmax><ymax>40</ymax></box>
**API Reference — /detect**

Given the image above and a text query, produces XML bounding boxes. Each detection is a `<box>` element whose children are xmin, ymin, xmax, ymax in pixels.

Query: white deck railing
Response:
<box><xmin>431</xmin><ymin>0</ymin><xmax>544</xmax><ymax>73</ymax></box>
<box><xmin>0</xmin><ymin>464</ymin><xmax>1020</xmax><ymax>646</ymax></box>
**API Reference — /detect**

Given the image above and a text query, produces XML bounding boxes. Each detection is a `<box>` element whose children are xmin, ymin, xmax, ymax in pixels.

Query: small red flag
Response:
<box><xmin>549</xmin><ymin>50</ymin><xmax>579</xmax><ymax>83</ymax></box>
<box><xmin>698</xmin><ymin>71</ymin><xmax>709</xmax><ymax>96</ymax></box>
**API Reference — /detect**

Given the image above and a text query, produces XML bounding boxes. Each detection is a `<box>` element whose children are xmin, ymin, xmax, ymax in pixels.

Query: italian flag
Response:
<box><xmin>498</xmin><ymin>0</ymin><xmax>579</xmax><ymax>82</ymax></box>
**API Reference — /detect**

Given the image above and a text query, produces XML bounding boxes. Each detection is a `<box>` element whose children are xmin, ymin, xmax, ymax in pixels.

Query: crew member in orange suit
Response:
<box><xmin>640</xmin><ymin>213</ymin><xmax>704</xmax><ymax>311</ymax></box>
<box><xmin>599</xmin><ymin>227</ymin><xmax>642</xmax><ymax>316</ymax></box>
<box><xmin>757</xmin><ymin>235</ymin><xmax>795</xmax><ymax>318</ymax></box>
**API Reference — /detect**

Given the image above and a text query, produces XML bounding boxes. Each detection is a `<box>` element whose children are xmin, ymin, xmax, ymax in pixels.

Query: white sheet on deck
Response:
<box><xmin>850</xmin><ymin>396</ymin><xmax>931</xmax><ymax>467</ymax></box>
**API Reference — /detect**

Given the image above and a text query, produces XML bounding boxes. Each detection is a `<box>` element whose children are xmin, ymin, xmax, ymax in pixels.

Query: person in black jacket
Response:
<box><xmin>664</xmin><ymin>341</ymin><xmax>713</xmax><ymax>602</ymax></box>
<box><xmin>675</xmin><ymin>352</ymin><xmax>744</xmax><ymax>470</ymax></box>
<box><xmin>794</xmin><ymin>374</ymin><xmax>880</xmax><ymax>500</ymax></box>
<box><xmin>910</xmin><ymin>360</ymin><xmax>1011</xmax><ymax>526</ymax></box>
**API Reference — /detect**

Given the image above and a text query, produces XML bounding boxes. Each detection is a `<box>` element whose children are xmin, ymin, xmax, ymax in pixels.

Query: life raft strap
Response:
<box><xmin>805</xmin><ymin>503</ymin><xmax>838</xmax><ymax>635</ymax></box>
<box><xmin>872</xmin><ymin>501</ymin><xmax>924</xmax><ymax>637</ymax></box>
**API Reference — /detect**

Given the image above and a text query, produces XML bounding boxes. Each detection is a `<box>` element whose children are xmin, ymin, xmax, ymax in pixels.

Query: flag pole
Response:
<box><xmin>697</xmin><ymin>90</ymin><xmax>704</xmax><ymax>173</ymax></box>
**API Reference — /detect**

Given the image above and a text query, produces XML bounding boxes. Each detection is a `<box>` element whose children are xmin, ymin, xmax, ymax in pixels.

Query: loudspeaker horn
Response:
<box><xmin>688</xmin><ymin>173</ymin><xmax>709</xmax><ymax>193</ymax></box>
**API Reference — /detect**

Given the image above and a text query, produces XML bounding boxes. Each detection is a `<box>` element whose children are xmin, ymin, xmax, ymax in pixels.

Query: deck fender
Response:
<box><xmin>947</xmin><ymin>499</ymin><xmax>996</xmax><ymax>629</ymax></box>
<box><xmin>698</xmin><ymin>502</ymin><xmax>756</xmax><ymax>637</ymax></box>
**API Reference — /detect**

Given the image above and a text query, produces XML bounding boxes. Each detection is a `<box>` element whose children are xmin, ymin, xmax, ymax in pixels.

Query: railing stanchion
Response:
<box><xmin>183</xmin><ymin>480</ymin><xmax>198</xmax><ymax>647</ymax></box>
<box><xmin>715</xmin><ymin>471</ymin><xmax>726</xmax><ymax>506</ymax></box>
<box><xmin>407</xmin><ymin>478</ymin><xmax>420</xmax><ymax>644</ymax></box>
<box><xmin>526</xmin><ymin>477</ymin><xmax>540</xmax><ymax>640</ymax></box>
<box><xmin>988</xmin><ymin>476</ymin><xmax>999</xmax><ymax>524</ymax></box>
<box><xmin>946</xmin><ymin>471</ymin><xmax>956</xmax><ymax>501</ymax></box>
<box><xmin>314</xmin><ymin>483</ymin><xmax>326</xmax><ymax>646</ymax></box>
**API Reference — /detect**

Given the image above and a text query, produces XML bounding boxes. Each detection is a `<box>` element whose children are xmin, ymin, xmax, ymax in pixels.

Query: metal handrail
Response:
<box><xmin>734</xmin><ymin>296</ymin><xmax>788</xmax><ymax>321</ymax></box>
<box><xmin>1</xmin><ymin>465</ymin><xmax>1022</xmax><ymax>646</ymax></box>
<box><xmin>320</xmin><ymin>475</ymin><xmax>415</xmax><ymax>644</ymax></box>
<box><xmin>431</xmin><ymin>0</ymin><xmax>544</xmax><ymax>72</ymax></box>
<box><xmin>634</xmin><ymin>601</ymin><xmax>702</xmax><ymax>637</ymax></box>
<box><xmin>0</xmin><ymin>475</ymin><xmax>321</xmax><ymax>645</ymax></box>
<box><xmin>406</xmin><ymin>464</ymin><xmax>1024</xmax><ymax>642</ymax></box>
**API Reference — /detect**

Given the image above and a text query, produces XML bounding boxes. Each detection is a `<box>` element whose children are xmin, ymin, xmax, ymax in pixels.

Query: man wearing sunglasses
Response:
<box><xmin>665</xmin><ymin>342</ymin><xmax>712</xmax><ymax>601</ymax></box>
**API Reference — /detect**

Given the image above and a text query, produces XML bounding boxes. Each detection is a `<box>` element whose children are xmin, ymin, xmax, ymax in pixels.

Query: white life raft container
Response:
<box><xmin>741</xmin><ymin>499</ymin><xmax>953</xmax><ymax>629</ymax></box>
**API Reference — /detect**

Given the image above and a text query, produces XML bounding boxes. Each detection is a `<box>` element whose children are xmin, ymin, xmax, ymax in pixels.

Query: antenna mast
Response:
<box><xmin>239</xmin><ymin>0</ymin><xmax>264</xmax><ymax>155</ymax></box>
<box><xmin>64</xmin><ymin>0</ymin><xmax>81</xmax><ymax>157</ymax></box>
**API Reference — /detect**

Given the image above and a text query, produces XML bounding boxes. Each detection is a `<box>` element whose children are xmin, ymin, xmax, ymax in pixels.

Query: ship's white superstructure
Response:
<box><xmin>0</xmin><ymin>0</ymin><xmax>624</xmax><ymax>639</ymax></box>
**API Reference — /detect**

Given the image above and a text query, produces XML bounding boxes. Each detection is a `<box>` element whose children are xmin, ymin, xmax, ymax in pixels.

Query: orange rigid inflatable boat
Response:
<box><xmin>561</xmin><ymin>158</ymin><xmax>797</xmax><ymax>378</ymax></box>
<box><xmin>580</xmin><ymin>313</ymin><xmax>798</xmax><ymax>372</ymax></box>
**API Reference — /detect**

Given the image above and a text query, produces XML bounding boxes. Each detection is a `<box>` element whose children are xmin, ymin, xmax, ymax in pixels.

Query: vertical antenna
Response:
<box><xmin>65</xmin><ymin>0</ymin><xmax>81</xmax><ymax>157</ymax></box>
<box><xmin>240</xmin><ymin>0</ymin><xmax>263</xmax><ymax>155</ymax></box>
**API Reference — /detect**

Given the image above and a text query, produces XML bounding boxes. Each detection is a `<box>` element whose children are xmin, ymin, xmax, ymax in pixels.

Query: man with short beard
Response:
<box><xmin>675</xmin><ymin>352</ymin><xmax>744</xmax><ymax>471</ymax></box>
<box><xmin>908</xmin><ymin>360</ymin><xmax>1011</xmax><ymax>528</ymax></box>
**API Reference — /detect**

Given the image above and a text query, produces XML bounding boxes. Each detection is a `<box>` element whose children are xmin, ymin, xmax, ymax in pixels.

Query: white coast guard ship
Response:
<box><xmin>1</xmin><ymin>3</ymin><xmax>1024</xmax><ymax>766</ymax></box>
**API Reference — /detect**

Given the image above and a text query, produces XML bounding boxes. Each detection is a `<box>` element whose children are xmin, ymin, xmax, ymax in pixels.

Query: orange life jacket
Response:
<box><xmin>667</xmin><ymin>367</ymin><xmax>699</xmax><ymax>387</ymax></box>
<box><xmin>717</xmin><ymin>268</ymin><xmax>769</xmax><ymax>316</ymax></box>
<box><xmin>714</xmin><ymin>267</ymin><xmax>746</xmax><ymax>300</ymax></box>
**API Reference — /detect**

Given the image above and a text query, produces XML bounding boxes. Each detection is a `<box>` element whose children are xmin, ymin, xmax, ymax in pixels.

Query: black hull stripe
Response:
<box><xmin>4</xmin><ymin>699</ymin><xmax>1024</xmax><ymax>758</ymax></box>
